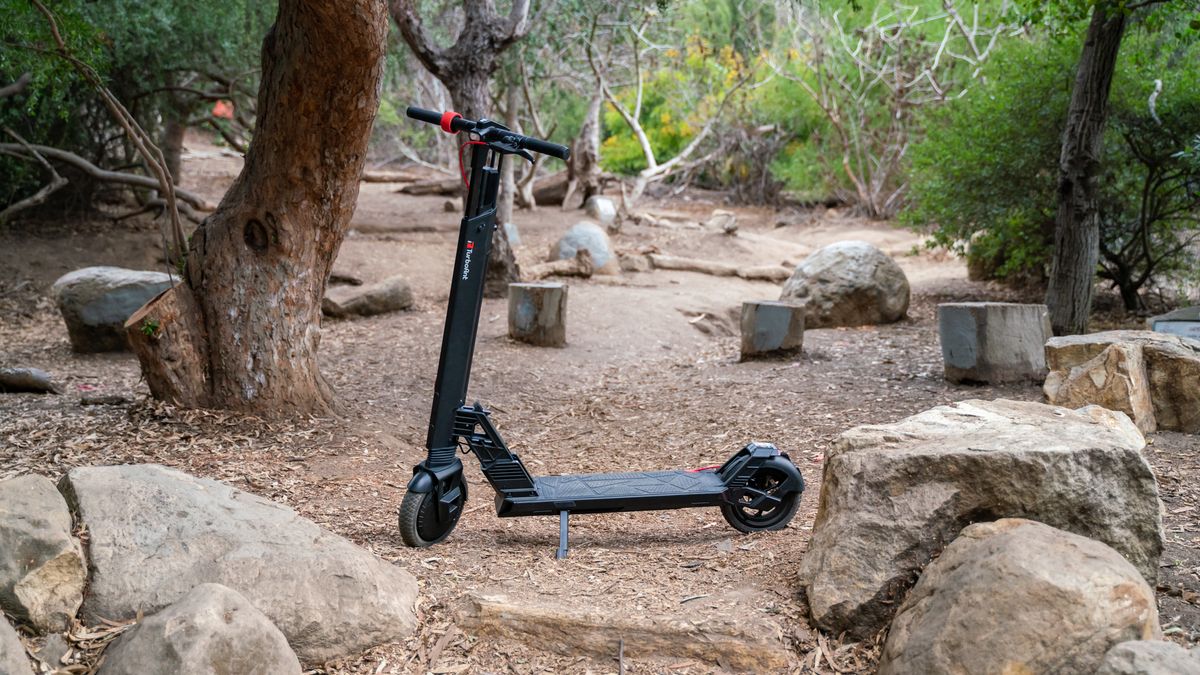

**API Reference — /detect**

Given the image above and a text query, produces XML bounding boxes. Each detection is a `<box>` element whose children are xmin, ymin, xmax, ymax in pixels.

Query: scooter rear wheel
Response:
<box><xmin>398</xmin><ymin>480</ymin><xmax>467</xmax><ymax>547</ymax></box>
<box><xmin>721</xmin><ymin>467</ymin><xmax>800</xmax><ymax>533</ymax></box>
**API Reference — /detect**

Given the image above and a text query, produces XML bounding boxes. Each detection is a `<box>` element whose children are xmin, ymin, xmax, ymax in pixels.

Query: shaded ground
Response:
<box><xmin>1</xmin><ymin>134</ymin><xmax>1198</xmax><ymax>673</ymax></box>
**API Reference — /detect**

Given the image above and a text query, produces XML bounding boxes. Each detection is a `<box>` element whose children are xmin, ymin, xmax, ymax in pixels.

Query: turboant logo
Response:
<box><xmin>461</xmin><ymin>240</ymin><xmax>475</xmax><ymax>280</ymax></box>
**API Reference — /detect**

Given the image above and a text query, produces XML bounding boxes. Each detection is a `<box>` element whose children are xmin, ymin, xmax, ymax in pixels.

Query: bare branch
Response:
<box><xmin>0</xmin><ymin>72</ymin><xmax>32</xmax><ymax>100</ymax></box>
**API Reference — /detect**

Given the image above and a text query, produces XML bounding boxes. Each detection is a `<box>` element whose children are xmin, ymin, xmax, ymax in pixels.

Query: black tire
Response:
<box><xmin>721</xmin><ymin>467</ymin><xmax>801</xmax><ymax>533</ymax></box>
<box><xmin>398</xmin><ymin>481</ymin><xmax>466</xmax><ymax>547</ymax></box>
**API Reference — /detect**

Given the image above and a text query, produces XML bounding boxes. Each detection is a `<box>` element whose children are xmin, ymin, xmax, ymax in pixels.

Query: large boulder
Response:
<box><xmin>1045</xmin><ymin>330</ymin><xmax>1200</xmax><ymax>432</ymax></box>
<box><xmin>59</xmin><ymin>464</ymin><xmax>418</xmax><ymax>663</ymax></box>
<box><xmin>1098</xmin><ymin>640</ymin><xmax>1200</xmax><ymax>675</ymax></box>
<box><xmin>1</xmin><ymin>618</ymin><xmax>32</xmax><ymax>675</ymax></box>
<box><xmin>1045</xmin><ymin>342</ymin><xmax>1157</xmax><ymax>433</ymax></box>
<box><xmin>322</xmin><ymin>275</ymin><xmax>413</xmax><ymax>318</ymax></box>
<box><xmin>51</xmin><ymin>266</ymin><xmax>173</xmax><ymax>352</ymax></box>
<box><xmin>798</xmin><ymin>399</ymin><xmax>1161</xmax><ymax>638</ymax></box>
<box><xmin>0</xmin><ymin>475</ymin><xmax>86</xmax><ymax>633</ymax></box>
<box><xmin>98</xmin><ymin>583</ymin><xmax>301</xmax><ymax>675</ymax></box>
<box><xmin>584</xmin><ymin>195</ymin><xmax>616</xmax><ymax>227</ymax></box>
<box><xmin>551</xmin><ymin>221</ymin><xmax>615</xmax><ymax>271</ymax></box>
<box><xmin>780</xmin><ymin>241</ymin><xmax>909</xmax><ymax>328</ymax></box>
<box><xmin>0</xmin><ymin>368</ymin><xmax>59</xmax><ymax>395</ymax></box>
<box><xmin>879</xmin><ymin>519</ymin><xmax>1161</xmax><ymax>675</ymax></box>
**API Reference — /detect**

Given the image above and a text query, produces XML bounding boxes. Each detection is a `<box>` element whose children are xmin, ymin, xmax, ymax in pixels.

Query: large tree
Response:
<box><xmin>128</xmin><ymin>0</ymin><xmax>389</xmax><ymax>415</ymax></box>
<box><xmin>389</xmin><ymin>0</ymin><xmax>530</xmax><ymax>297</ymax></box>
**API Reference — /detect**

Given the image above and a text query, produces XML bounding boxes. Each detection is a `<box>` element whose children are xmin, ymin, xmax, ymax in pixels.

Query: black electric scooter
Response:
<box><xmin>398</xmin><ymin>106</ymin><xmax>804</xmax><ymax>558</ymax></box>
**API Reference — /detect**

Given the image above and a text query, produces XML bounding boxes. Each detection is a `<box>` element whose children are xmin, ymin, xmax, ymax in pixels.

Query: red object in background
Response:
<box><xmin>212</xmin><ymin>100</ymin><xmax>235</xmax><ymax>120</ymax></box>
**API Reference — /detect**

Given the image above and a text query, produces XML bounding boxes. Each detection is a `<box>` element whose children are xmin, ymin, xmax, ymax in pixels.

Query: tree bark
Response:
<box><xmin>1045</xmin><ymin>5</ymin><xmax>1127</xmax><ymax>335</ymax></box>
<box><xmin>563</xmin><ymin>85</ymin><xmax>603</xmax><ymax>209</ymax></box>
<box><xmin>127</xmin><ymin>0</ymin><xmax>388</xmax><ymax>415</ymax></box>
<box><xmin>390</xmin><ymin>0</ymin><xmax>530</xmax><ymax>297</ymax></box>
<box><xmin>161</xmin><ymin>118</ymin><xmax>186</xmax><ymax>182</ymax></box>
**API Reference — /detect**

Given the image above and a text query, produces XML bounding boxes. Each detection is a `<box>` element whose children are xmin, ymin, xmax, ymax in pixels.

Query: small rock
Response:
<box><xmin>799</xmin><ymin>399</ymin><xmax>1161</xmax><ymax>638</ymax></box>
<box><xmin>584</xmin><ymin>195</ymin><xmax>617</xmax><ymax>226</ymax></box>
<box><xmin>1045</xmin><ymin>342</ymin><xmax>1156</xmax><ymax>433</ymax></box>
<box><xmin>327</xmin><ymin>271</ymin><xmax>364</xmax><ymax>286</ymax></box>
<box><xmin>98</xmin><ymin>583</ymin><xmax>301</xmax><ymax>675</ymax></box>
<box><xmin>60</xmin><ymin>464</ymin><xmax>418</xmax><ymax>662</ymax></box>
<box><xmin>704</xmin><ymin>209</ymin><xmax>737</xmax><ymax>235</ymax></box>
<box><xmin>0</xmin><ymin>368</ymin><xmax>59</xmax><ymax>395</ymax></box>
<box><xmin>323</xmin><ymin>275</ymin><xmax>414</xmax><ymax>318</ymax></box>
<box><xmin>1098</xmin><ymin>640</ymin><xmax>1200</xmax><ymax>674</ymax></box>
<box><xmin>34</xmin><ymin>633</ymin><xmax>69</xmax><ymax>669</ymax></box>
<box><xmin>1</xmin><ymin>617</ymin><xmax>32</xmax><ymax>675</ymax></box>
<box><xmin>618</xmin><ymin>252</ymin><xmax>650</xmax><ymax>273</ymax></box>
<box><xmin>0</xmin><ymin>475</ymin><xmax>86</xmax><ymax>633</ymax></box>
<box><xmin>879</xmin><ymin>519</ymin><xmax>1161</xmax><ymax>675</ymax></box>
<box><xmin>443</xmin><ymin>199</ymin><xmax>458</xmax><ymax>212</ymax></box>
<box><xmin>780</xmin><ymin>241</ymin><xmax>909</xmax><ymax>328</ymax></box>
<box><xmin>551</xmin><ymin>221</ymin><xmax>616</xmax><ymax>272</ymax></box>
<box><xmin>51</xmin><ymin>267</ymin><xmax>174</xmax><ymax>353</ymax></box>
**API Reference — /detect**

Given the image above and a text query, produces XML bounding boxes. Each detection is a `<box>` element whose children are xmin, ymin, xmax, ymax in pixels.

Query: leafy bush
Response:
<box><xmin>906</xmin><ymin>26</ymin><xmax>1200</xmax><ymax>307</ymax></box>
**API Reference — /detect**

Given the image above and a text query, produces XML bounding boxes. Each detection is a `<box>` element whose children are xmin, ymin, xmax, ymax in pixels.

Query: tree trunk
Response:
<box><xmin>127</xmin><ymin>0</ymin><xmax>388</xmax><ymax>415</ymax></box>
<box><xmin>1045</xmin><ymin>5</ymin><xmax>1127</xmax><ymax>335</ymax></box>
<box><xmin>162</xmin><ymin>117</ymin><xmax>186</xmax><ymax>182</ymax></box>
<box><xmin>563</xmin><ymin>85</ymin><xmax>603</xmax><ymax>210</ymax></box>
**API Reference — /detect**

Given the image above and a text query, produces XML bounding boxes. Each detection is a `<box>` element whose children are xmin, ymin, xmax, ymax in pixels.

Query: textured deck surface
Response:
<box><xmin>533</xmin><ymin>470</ymin><xmax>725</xmax><ymax>499</ymax></box>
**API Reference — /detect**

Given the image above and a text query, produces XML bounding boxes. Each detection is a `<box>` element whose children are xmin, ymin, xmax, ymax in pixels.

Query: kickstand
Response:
<box><xmin>556</xmin><ymin>510</ymin><xmax>569</xmax><ymax>559</ymax></box>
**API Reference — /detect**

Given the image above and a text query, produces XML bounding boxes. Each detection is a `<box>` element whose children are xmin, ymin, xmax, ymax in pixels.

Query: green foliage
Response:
<box><xmin>907</xmin><ymin>22</ymin><xmax>1200</xmax><ymax>304</ymax></box>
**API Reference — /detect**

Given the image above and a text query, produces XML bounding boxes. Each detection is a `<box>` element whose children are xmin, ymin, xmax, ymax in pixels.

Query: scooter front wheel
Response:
<box><xmin>398</xmin><ymin>481</ymin><xmax>467</xmax><ymax>547</ymax></box>
<box><xmin>721</xmin><ymin>467</ymin><xmax>800</xmax><ymax>533</ymax></box>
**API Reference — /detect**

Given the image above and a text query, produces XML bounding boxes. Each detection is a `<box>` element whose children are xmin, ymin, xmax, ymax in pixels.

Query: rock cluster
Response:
<box><xmin>1045</xmin><ymin>330</ymin><xmax>1200</xmax><ymax>433</ymax></box>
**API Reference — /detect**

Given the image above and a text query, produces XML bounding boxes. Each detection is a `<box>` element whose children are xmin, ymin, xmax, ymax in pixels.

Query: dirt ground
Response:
<box><xmin>2</xmin><ymin>134</ymin><xmax>1199</xmax><ymax>674</ymax></box>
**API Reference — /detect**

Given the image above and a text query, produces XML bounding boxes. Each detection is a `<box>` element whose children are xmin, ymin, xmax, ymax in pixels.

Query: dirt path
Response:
<box><xmin>1</xmin><ymin>134</ymin><xmax>1197</xmax><ymax>674</ymax></box>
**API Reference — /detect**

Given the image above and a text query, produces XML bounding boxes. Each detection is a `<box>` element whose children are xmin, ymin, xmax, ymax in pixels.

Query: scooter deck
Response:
<box><xmin>498</xmin><ymin>469</ymin><xmax>728</xmax><ymax>517</ymax></box>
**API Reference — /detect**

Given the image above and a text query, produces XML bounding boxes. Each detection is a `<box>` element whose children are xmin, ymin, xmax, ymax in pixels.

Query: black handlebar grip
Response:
<box><xmin>521</xmin><ymin>136</ymin><xmax>571</xmax><ymax>161</ymax></box>
<box><xmin>406</xmin><ymin>106</ymin><xmax>442</xmax><ymax>126</ymax></box>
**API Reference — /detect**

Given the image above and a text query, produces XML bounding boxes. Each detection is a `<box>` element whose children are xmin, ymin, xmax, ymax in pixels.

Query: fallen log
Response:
<box><xmin>524</xmin><ymin>249</ymin><xmax>594</xmax><ymax>280</ymax></box>
<box><xmin>395</xmin><ymin>177</ymin><xmax>461</xmax><ymax>196</ymax></box>
<box><xmin>648</xmin><ymin>254</ymin><xmax>738</xmax><ymax>277</ymax></box>
<box><xmin>361</xmin><ymin>169</ymin><xmax>426</xmax><ymax>183</ymax></box>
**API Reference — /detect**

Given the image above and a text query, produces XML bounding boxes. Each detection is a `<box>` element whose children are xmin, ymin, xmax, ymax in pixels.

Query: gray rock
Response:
<box><xmin>938</xmin><ymin>302</ymin><xmax>1051</xmax><ymax>383</ymax></box>
<box><xmin>1098</xmin><ymin>640</ymin><xmax>1200</xmax><ymax>675</ymax></box>
<box><xmin>552</xmin><ymin>221</ymin><xmax>614</xmax><ymax>270</ymax></box>
<box><xmin>59</xmin><ymin>464</ymin><xmax>418</xmax><ymax>663</ymax></box>
<box><xmin>1147</xmin><ymin>305</ymin><xmax>1200</xmax><ymax>340</ymax></box>
<box><xmin>1046</xmin><ymin>330</ymin><xmax>1200</xmax><ymax>433</ymax></box>
<box><xmin>51</xmin><ymin>266</ymin><xmax>173</xmax><ymax>353</ymax></box>
<box><xmin>34</xmin><ymin>633</ymin><xmax>69</xmax><ymax>670</ymax></box>
<box><xmin>739</xmin><ymin>301</ymin><xmax>804</xmax><ymax>360</ymax></box>
<box><xmin>1</xmin><ymin>618</ymin><xmax>32</xmax><ymax>675</ymax></box>
<box><xmin>799</xmin><ymin>399</ymin><xmax>1161</xmax><ymax>639</ymax></box>
<box><xmin>323</xmin><ymin>275</ymin><xmax>413</xmax><ymax>318</ymax></box>
<box><xmin>0</xmin><ymin>475</ymin><xmax>85</xmax><ymax>633</ymax></box>
<box><xmin>504</xmin><ymin>221</ymin><xmax>522</xmax><ymax>248</ymax></box>
<box><xmin>98</xmin><ymin>583</ymin><xmax>301</xmax><ymax>675</ymax></box>
<box><xmin>780</xmin><ymin>241</ymin><xmax>909</xmax><ymax>328</ymax></box>
<box><xmin>0</xmin><ymin>368</ymin><xmax>59</xmax><ymax>395</ymax></box>
<box><xmin>704</xmin><ymin>209</ymin><xmax>737</xmax><ymax>235</ymax></box>
<box><xmin>879</xmin><ymin>519</ymin><xmax>1161</xmax><ymax>675</ymax></box>
<box><xmin>584</xmin><ymin>195</ymin><xmax>617</xmax><ymax>226</ymax></box>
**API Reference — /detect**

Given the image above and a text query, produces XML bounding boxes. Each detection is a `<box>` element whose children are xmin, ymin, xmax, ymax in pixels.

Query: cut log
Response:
<box><xmin>508</xmin><ymin>282</ymin><xmax>567</xmax><ymax>347</ymax></box>
<box><xmin>124</xmin><ymin>285</ymin><xmax>210</xmax><ymax>406</ymax></box>
<box><xmin>524</xmin><ymin>249</ymin><xmax>594</xmax><ymax>280</ymax></box>
<box><xmin>395</xmin><ymin>177</ymin><xmax>461</xmax><ymax>196</ymax></box>
<box><xmin>740</xmin><ymin>301</ymin><xmax>804</xmax><ymax>360</ymax></box>
<box><xmin>937</xmin><ymin>303</ymin><xmax>1052</xmax><ymax>384</ymax></box>
<box><xmin>648</xmin><ymin>254</ymin><xmax>738</xmax><ymax>277</ymax></box>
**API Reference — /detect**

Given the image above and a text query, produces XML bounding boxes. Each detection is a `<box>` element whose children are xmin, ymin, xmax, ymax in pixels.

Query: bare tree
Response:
<box><xmin>772</xmin><ymin>2</ymin><xmax>1010</xmax><ymax>219</ymax></box>
<box><xmin>126</xmin><ymin>0</ymin><xmax>389</xmax><ymax>414</ymax></box>
<box><xmin>389</xmin><ymin>0</ymin><xmax>531</xmax><ymax>296</ymax></box>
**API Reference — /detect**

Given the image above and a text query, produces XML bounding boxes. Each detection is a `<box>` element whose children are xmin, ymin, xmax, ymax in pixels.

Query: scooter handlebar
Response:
<box><xmin>405</xmin><ymin>106</ymin><xmax>569</xmax><ymax>160</ymax></box>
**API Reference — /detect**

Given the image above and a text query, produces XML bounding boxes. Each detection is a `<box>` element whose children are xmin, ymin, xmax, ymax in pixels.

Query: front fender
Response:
<box><xmin>406</xmin><ymin>458</ymin><xmax>465</xmax><ymax>493</ymax></box>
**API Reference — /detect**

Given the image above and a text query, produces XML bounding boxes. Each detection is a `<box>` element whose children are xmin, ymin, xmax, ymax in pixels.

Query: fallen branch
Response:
<box><xmin>361</xmin><ymin>168</ymin><xmax>428</xmax><ymax>183</ymax></box>
<box><xmin>0</xmin><ymin>143</ymin><xmax>214</xmax><ymax>211</ymax></box>
<box><xmin>395</xmin><ymin>177</ymin><xmax>461</xmax><ymax>196</ymax></box>
<box><xmin>0</xmin><ymin>72</ymin><xmax>32</xmax><ymax>100</ymax></box>
<box><xmin>647</xmin><ymin>254</ymin><xmax>791</xmax><ymax>282</ymax></box>
<box><xmin>524</xmin><ymin>249</ymin><xmax>595</xmax><ymax>280</ymax></box>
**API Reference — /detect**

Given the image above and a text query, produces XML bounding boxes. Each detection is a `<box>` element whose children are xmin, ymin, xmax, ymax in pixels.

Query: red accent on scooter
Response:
<box><xmin>688</xmin><ymin>465</ymin><xmax>722</xmax><ymax>473</ymax></box>
<box><xmin>440</xmin><ymin>111</ymin><xmax>462</xmax><ymax>134</ymax></box>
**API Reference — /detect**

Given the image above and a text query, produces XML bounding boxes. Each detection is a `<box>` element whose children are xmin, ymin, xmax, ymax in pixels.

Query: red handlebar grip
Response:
<box><xmin>440</xmin><ymin>111</ymin><xmax>462</xmax><ymax>134</ymax></box>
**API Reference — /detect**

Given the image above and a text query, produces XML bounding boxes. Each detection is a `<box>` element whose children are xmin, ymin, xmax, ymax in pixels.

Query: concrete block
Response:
<box><xmin>740</xmin><ymin>301</ymin><xmax>804</xmax><ymax>360</ymax></box>
<box><xmin>938</xmin><ymin>302</ymin><xmax>1051</xmax><ymax>383</ymax></box>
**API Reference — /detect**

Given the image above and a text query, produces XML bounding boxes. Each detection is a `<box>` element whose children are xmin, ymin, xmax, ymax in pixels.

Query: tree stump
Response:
<box><xmin>508</xmin><ymin>283</ymin><xmax>567</xmax><ymax>347</ymax></box>
<box><xmin>740</xmin><ymin>301</ymin><xmax>805</xmax><ymax>361</ymax></box>
<box><xmin>938</xmin><ymin>302</ymin><xmax>1052</xmax><ymax>383</ymax></box>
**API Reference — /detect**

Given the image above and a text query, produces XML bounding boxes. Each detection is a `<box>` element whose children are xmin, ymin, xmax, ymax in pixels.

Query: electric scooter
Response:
<box><xmin>398</xmin><ymin>106</ymin><xmax>804</xmax><ymax>558</ymax></box>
